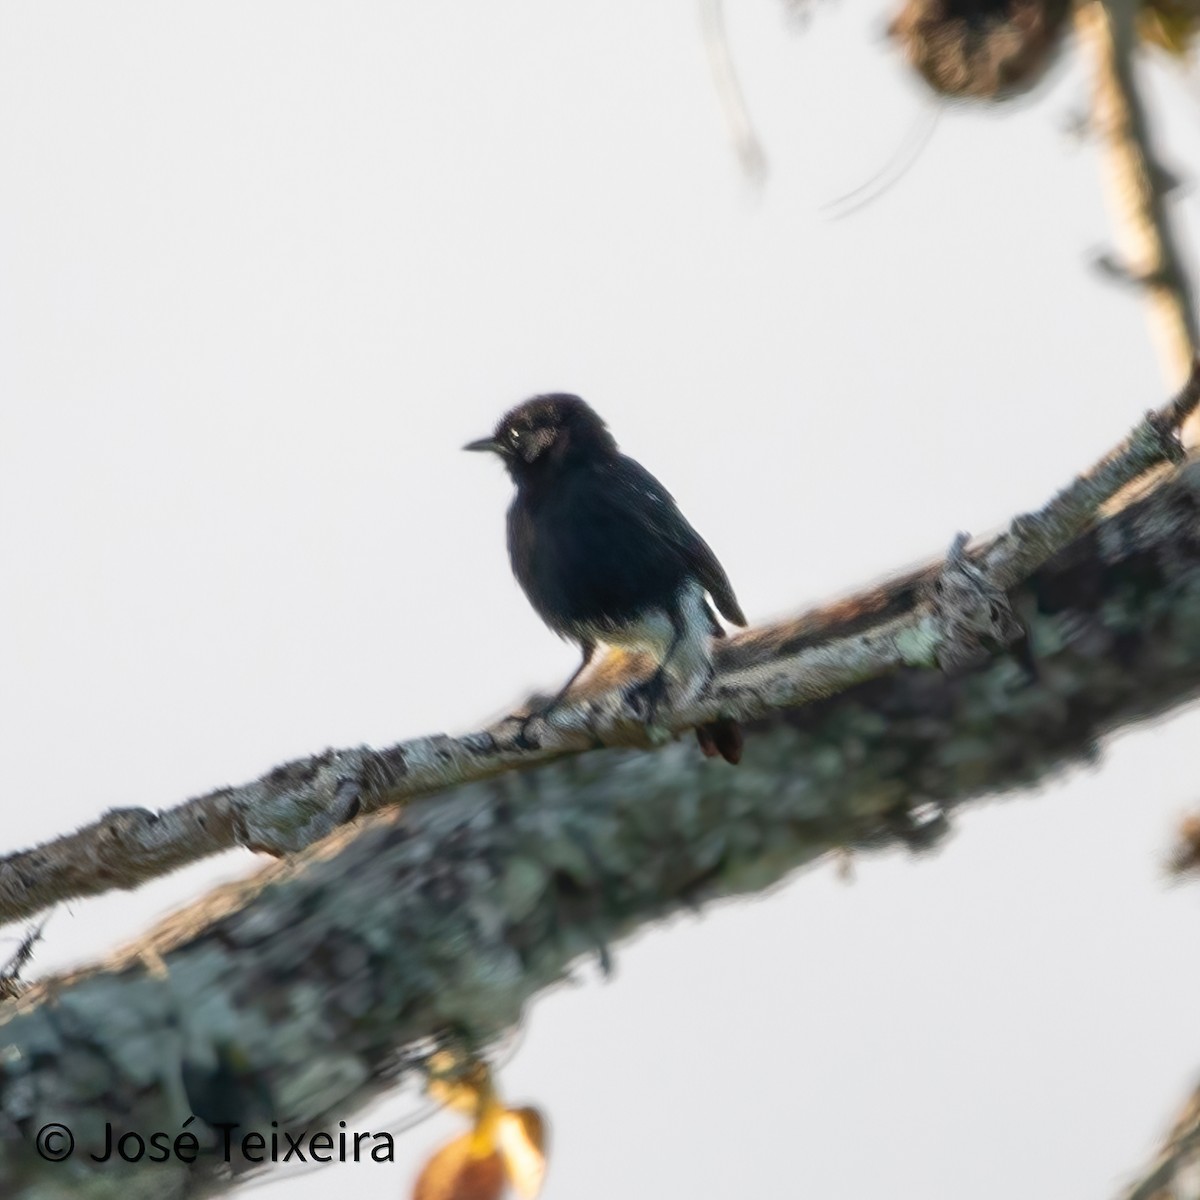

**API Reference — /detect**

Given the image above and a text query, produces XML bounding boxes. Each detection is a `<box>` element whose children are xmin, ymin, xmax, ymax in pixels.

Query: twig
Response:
<box><xmin>1118</xmin><ymin>1081</ymin><xmax>1200</xmax><ymax>1200</ymax></box>
<box><xmin>698</xmin><ymin>0</ymin><xmax>767</xmax><ymax>181</ymax></box>
<box><xmin>822</xmin><ymin>105</ymin><xmax>940</xmax><ymax>220</ymax></box>
<box><xmin>0</xmin><ymin>922</ymin><xmax>45</xmax><ymax>1001</ymax></box>
<box><xmin>1077</xmin><ymin>0</ymin><xmax>1200</xmax><ymax>439</ymax></box>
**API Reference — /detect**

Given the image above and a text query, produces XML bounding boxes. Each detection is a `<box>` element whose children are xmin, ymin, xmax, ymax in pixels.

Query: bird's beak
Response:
<box><xmin>463</xmin><ymin>437</ymin><xmax>502</xmax><ymax>454</ymax></box>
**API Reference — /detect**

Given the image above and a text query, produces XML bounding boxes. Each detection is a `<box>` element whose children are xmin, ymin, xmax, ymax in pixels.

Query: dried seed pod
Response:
<box><xmin>888</xmin><ymin>0</ymin><xmax>1073</xmax><ymax>100</ymax></box>
<box><xmin>412</xmin><ymin>1133</ymin><xmax>507</xmax><ymax>1200</ymax></box>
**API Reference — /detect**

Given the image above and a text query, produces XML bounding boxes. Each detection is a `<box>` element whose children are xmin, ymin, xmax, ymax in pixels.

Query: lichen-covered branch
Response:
<box><xmin>1077</xmin><ymin>0</ymin><xmax>1200</xmax><ymax>437</ymax></box>
<box><xmin>2</xmin><ymin>370</ymin><xmax>1197</xmax><ymax>933</ymax></box>
<box><xmin>3</xmin><ymin>434</ymin><xmax>1200</xmax><ymax>1197</ymax></box>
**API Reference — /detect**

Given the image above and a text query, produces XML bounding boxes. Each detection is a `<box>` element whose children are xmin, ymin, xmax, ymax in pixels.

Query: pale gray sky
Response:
<box><xmin>2</xmin><ymin>2</ymin><xmax>1200</xmax><ymax>1197</ymax></box>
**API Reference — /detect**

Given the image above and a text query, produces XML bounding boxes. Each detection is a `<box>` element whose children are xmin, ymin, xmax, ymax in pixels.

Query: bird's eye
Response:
<box><xmin>510</xmin><ymin>429</ymin><xmax>522</xmax><ymax>443</ymax></box>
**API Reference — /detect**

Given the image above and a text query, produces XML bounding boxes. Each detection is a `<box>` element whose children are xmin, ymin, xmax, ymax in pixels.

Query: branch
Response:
<box><xmin>2</xmin><ymin>369</ymin><xmax>1197</xmax><ymax>931</ymax></box>
<box><xmin>1118</xmin><ymin>1081</ymin><xmax>1200</xmax><ymax>1200</ymax></box>
<box><xmin>3</xmin><ymin>384</ymin><xmax>1200</xmax><ymax>1196</ymax></box>
<box><xmin>699</xmin><ymin>0</ymin><xmax>767</xmax><ymax>181</ymax></box>
<box><xmin>1077</xmin><ymin>0</ymin><xmax>1200</xmax><ymax>436</ymax></box>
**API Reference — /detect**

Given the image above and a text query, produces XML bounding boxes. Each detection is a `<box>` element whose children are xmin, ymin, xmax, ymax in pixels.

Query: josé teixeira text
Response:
<box><xmin>34</xmin><ymin>1118</ymin><xmax>398</xmax><ymax>1165</ymax></box>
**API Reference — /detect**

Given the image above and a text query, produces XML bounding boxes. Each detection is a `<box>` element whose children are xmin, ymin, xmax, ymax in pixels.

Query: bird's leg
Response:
<box><xmin>516</xmin><ymin>640</ymin><xmax>596</xmax><ymax>747</ymax></box>
<box><xmin>627</xmin><ymin>620</ymin><xmax>684</xmax><ymax>727</ymax></box>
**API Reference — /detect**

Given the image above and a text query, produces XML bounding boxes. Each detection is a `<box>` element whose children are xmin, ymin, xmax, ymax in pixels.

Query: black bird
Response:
<box><xmin>465</xmin><ymin>394</ymin><xmax>747</xmax><ymax>760</ymax></box>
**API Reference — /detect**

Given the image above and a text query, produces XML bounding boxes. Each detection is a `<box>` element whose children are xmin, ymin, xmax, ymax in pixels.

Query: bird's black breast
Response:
<box><xmin>506</xmin><ymin>456</ymin><xmax>703</xmax><ymax>636</ymax></box>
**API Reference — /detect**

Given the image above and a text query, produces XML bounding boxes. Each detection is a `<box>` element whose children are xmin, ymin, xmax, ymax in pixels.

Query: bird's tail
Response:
<box><xmin>695</xmin><ymin>718</ymin><xmax>743</xmax><ymax>765</ymax></box>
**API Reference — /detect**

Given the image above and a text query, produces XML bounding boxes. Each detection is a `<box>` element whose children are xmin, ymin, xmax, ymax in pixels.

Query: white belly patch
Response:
<box><xmin>572</xmin><ymin>581</ymin><xmax>715</xmax><ymax>705</ymax></box>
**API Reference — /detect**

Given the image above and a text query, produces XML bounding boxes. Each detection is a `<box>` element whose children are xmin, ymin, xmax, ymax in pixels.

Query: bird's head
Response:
<box><xmin>464</xmin><ymin>393</ymin><xmax>617</xmax><ymax>481</ymax></box>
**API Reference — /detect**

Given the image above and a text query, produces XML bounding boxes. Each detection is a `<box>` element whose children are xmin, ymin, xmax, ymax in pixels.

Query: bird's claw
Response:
<box><xmin>511</xmin><ymin>711</ymin><xmax>543</xmax><ymax>750</ymax></box>
<box><xmin>625</xmin><ymin>672</ymin><xmax>669</xmax><ymax>727</ymax></box>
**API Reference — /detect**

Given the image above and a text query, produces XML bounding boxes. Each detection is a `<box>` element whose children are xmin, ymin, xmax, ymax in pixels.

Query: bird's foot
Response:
<box><xmin>510</xmin><ymin>709</ymin><xmax>545</xmax><ymax>750</ymax></box>
<box><xmin>510</xmin><ymin>691</ymin><xmax>570</xmax><ymax>748</ymax></box>
<box><xmin>625</xmin><ymin>670</ymin><xmax>670</xmax><ymax>727</ymax></box>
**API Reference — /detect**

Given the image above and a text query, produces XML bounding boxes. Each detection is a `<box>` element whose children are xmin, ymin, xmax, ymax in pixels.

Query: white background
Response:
<box><xmin>3</xmin><ymin>2</ymin><xmax>1200</xmax><ymax>1196</ymax></box>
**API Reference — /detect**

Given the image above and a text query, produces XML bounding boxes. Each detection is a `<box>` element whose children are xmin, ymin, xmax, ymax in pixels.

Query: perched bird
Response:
<box><xmin>465</xmin><ymin>393</ymin><xmax>747</xmax><ymax>762</ymax></box>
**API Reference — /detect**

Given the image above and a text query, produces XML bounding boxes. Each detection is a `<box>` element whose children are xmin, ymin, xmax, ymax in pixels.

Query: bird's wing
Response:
<box><xmin>615</xmin><ymin>457</ymin><xmax>747</xmax><ymax>628</ymax></box>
